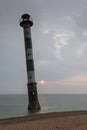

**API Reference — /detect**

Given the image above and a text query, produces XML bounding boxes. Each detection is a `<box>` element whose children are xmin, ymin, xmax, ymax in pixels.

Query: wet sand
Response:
<box><xmin>0</xmin><ymin>111</ymin><xmax>87</xmax><ymax>130</ymax></box>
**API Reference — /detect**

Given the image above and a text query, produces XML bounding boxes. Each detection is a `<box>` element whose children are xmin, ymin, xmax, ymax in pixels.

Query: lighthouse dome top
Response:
<box><xmin>20</xmin><ymin>13</ymin><xmax>33</xmax><ymax>27</ymax></box>
<box><xmin>22</xmin><ymin>14</ymin><xmax>30</xmax><ymax>19</ymax></box>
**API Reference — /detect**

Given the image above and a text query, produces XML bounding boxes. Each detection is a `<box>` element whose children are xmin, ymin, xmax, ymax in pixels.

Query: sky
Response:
<box><xmin>0</xmin><ymin>0</ymin><xmax>87</xmax><ymax>94</ymax></box>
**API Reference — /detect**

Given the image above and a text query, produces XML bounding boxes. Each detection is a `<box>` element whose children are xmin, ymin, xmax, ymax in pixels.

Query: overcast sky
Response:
<box><xmin>0</xmin><ymin>0</ymin><xmax>87</xmax><ymax>94</ymax></box>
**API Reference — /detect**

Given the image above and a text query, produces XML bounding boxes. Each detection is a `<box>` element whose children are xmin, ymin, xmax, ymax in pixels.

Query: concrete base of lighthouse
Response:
<box><xmin>27</xmin><ymin>83</ymin><xmax>41</xmax><ymax>112</ymax></box>
<box><xmin>28</xmin><ymin>101</ymin><xmax>41</xmax><ymax>112</ymax></box>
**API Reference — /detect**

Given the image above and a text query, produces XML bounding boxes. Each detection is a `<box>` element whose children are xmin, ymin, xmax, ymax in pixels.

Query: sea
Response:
<box><xmin>0</xmin><ymin>94</ymin><xmax>87</xmax><ymax>119</ymax></box>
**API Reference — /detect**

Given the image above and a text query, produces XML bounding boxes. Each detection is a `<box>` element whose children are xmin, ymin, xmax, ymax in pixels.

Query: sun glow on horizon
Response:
<box><xmin>38</xmin><ymin>80</ymin><xmax>47</xmax><ymax>84</ymax></box>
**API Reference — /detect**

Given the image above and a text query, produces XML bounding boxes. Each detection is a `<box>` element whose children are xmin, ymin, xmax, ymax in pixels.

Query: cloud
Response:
<box><xmin>36</xmin><ymin>60</ymin><xmax>52</xmax><ymax>66</ymax></box>
<box><xmin>63</xmin><ymin>16</ymin><xmax>73</xmax><ymax>21</ymax></box>
<box><xmin>0</xmin><ymin>0</ymin><xmax>87</xmax><ymax>94</ymax></box>
<box><xmin>37</xmin><ymin>74</ymin><xmax>87</xmax><ymax>94</ymax></box>
<box><xmin>40</xmin><ymin>21</ymin><xmax>74</xmax><ymax>61</ymax></box>
<box><xmin>72</xmin><ymin>7</ymin><xmax>87</xmax><ymax>29</ymax></box>
<box><xmin>42</xmin><ymin>29</ymin><xmax>50</xmax><ymax>35</ymax></box>
<box><xmin>74</xmin><ymin>42</ymin><xmax>87</xmax><ymax>59</ymax></box>
<box><xmin>53</xmin><ymin>28</ymin><xmax>74</xmax><ymax>61</ymax></box>
<box><xmin>46</xmin><ymin>74</ymin><xmax>87</xmax><ymax>86</ymax></box>
<box><xmin>37</xmin><ymin>7</ymin><xmax>87</xmax><ymax>84</ymax></box>
<box><xmin>83</xmin><ymin>31</ymin><xmax>87</xmax><ymax>36</ymax></box>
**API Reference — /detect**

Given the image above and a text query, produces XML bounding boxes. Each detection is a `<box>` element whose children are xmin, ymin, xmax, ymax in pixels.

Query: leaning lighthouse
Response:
<box><xmin>19</xmin><ymin>14</ymin><xmax>41</xmax><ymax>111</ymax></box>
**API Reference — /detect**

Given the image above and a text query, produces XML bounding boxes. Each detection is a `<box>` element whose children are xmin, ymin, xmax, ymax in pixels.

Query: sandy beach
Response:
<box><xmin>0</xmin><ymin>111</ymin><xmax>87</xmax><ymax>130</ymax></box>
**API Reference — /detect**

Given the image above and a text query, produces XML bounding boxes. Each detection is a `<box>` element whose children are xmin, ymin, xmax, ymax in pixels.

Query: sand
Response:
<box><xmin>0</xmin><ymin>111</ymin><xmax>87</xmax><ymax>130</ymax></box>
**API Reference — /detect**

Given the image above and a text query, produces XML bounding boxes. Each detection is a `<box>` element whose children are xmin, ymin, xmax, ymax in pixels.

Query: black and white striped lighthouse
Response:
<box><xmin>19</xmin><ymin>14</ymin><xmax>41</xmax><ymax>111</ymax></box>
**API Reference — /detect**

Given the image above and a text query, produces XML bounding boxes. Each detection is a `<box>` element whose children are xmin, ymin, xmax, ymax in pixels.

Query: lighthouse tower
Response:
<box><xmin>19</xmin><ymin>14</ymin><xmax>41</xmax><ymax>111</ymax></box>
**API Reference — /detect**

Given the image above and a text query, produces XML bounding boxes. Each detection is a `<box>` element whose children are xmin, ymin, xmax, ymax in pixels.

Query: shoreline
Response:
<box><xmin>1</xmin><ymin>110</ymin><xmax>87</xmax><ymax>120</ymax></box>
<box><xmin>1</xmin><ymin>111</ymin><xmax>87</xmax><ymax>129</ymax></box>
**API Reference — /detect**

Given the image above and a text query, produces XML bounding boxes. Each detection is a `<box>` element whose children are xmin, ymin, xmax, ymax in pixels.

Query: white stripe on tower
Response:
<box><xmin>24</xmin><ymin>27</ymin><xmax>31</xmax><ymax>38</ymax></box>
<box><xmin>28</xmin><ymin>71</ymin><xmax>35</xmax><ymax>83</ymax></box>
<box><xmin>27</xmin><ymin>48</ymin><xmax>33</xmax><ymax>60</ymax></box>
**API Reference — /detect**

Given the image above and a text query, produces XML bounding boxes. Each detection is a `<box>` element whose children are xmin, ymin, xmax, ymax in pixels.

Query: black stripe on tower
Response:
<box><xmin>27</xmin><ymin>60</ymin><xmax>34</xmax><ymax>71</ymax></box>
<box><xmin>25</xmin><ymin>38</ymin><xmax>32</xmax><ymax>49</ymax></box>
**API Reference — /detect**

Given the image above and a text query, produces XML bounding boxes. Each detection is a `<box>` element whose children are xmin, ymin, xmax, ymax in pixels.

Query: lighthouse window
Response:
<box><xmin>30</xmin><ymin>76</ymin><xmax>32</xmax><ymax>79</ymax></box>
<box><xmin>27</xmin><ymin>49</ymin><xmax>33</xmax><ymax>60</ymax></box>
<box><xmin>33</xmin><ymin>91</ymin><xmax>35</xmax><ymax>95</ymax></box>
